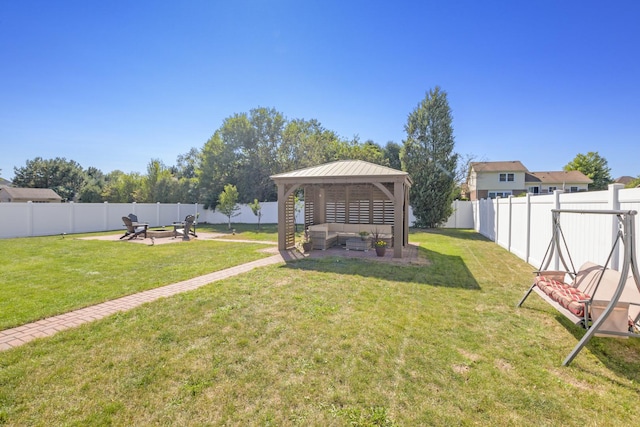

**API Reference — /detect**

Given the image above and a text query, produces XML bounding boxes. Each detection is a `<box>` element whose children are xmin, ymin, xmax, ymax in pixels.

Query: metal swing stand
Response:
<box><xmin>519</xmin><ymin>209</ymin><xmax>640</xmax><ymax>366</ymax></box>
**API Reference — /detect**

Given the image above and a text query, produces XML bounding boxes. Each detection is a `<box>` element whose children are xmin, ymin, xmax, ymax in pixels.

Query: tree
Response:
<box><xmin>453</xmin><ymin>153</ymin><xmax>482</xmax><ymax>200</ymax></box>
<box><xmin>248</xmin><ymin>198</ymin><xmax>262</xmax><ymax>230</ymax></box>
<box><xmin>101</xmin><ymin>170</ymin><xmax>146</xmax><ymax>203</ymax></box>
<box><xmin>12</xmin><ymin>157</ymin><xmax>86</xmax><ymax>201</ymax></box>
<box><xmin>401</xmin><ymin>86</ymin><xmax>458</xmax><ymax>228</ymax></box>
<box><xmin>626</xmin><ymin>175</ymin><xmax>640</xmax><ymax>188</ymax></box>
<box><xmin>216</xmin><ymin>184</ymin><xmax>240</xmax><ymax>230</ymax></box>
<box><xmin>198</xmin><ymin>131</ymin><xmax>233</xmax><ymax>209</ymax></box>
<box><xmin>175</xmin><ymin>147</ymin><xmax>201</xmax><ymax>179</ymax></box>
<box><xmin>77</xmin><ymin>166</ymin><xmax>106</xmax><ymax>202</ymax></box>
<box><xmin>383</xmin><ymin>141</ymin><xmax>402</xmax><ymax>170</ymax></box>
<box><xmin>563</xmin><ymin>152</ymin><xmax>612</xmax><ymax>191</ymax></box>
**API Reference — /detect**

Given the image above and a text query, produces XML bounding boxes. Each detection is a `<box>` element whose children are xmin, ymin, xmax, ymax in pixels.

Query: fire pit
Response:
<box><xmin>147</xmin><ymin>229</ymin><xmax>174</xmax><ymax>239</ymax></box>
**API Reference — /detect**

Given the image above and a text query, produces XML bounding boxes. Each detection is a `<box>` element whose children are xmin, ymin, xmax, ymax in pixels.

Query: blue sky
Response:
<box><xmin>1</xmin><ymin>0</ymin><xmax>638</xmax><ymax>181</ymax></box>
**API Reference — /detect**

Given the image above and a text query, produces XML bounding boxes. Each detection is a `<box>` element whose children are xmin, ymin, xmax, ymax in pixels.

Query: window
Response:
<box><xmin>528</xmin><ymin>186</ymin><xmax>539</xmax><ymax>194</ymax></box>
<box><xmin>570</xmin><ymin>186</ymin><xmax>578</xmax><ymax>192</ymax></box>
<box><xmin>499</xmin><ymin>173</ymin><xmax>515</xmax><ymax>182</ymax></box>
<box><xmin>488</xmin><ymin>191</ymin><xmax>512</xmax><ymax>199</ymax></box>
<box><xmin>548</xmin><ymin>186</ymin><xmax>557</xmax><ymax>192</ymax></box>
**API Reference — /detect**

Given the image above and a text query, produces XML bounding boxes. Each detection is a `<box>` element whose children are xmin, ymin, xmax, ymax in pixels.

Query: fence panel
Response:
<box><xmin>527</xmin><ymin>195</ymin><xmax>555</xmax><ymax>268</ymax></box>
<box><xmin>0</xmin><ymin>203</ymin><xmax>31</xmax><ymax>238</ymax></box>
<box><xmin>509</xmin><ymin>197</ymin><xmax>529</xmax><ymax>261</ymax></box>
<box><xmin>495</xmin><ymin>198</ymin><xmax>511</xmax><ymax>249</ymax></box>
<box><xmin>31</xmin><ymin>204</ymin><xmax>71</xmax><ymax>236</ymax></box>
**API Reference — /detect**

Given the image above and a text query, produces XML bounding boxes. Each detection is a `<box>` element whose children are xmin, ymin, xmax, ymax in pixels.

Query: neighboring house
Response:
<box><xmin>0</xmin><ymin>187</ymin><xmax>63</xmax><ymax>203</ymax></box>
<box><xmin>524</xmin><ymin>171</ymin><xmax>591</xmax><ymax>195</ymax></box>
<box><xmin>466</xmin><ymin>161</ymin><xmax>529</xmax><ymax>200</ymax></box>
<box><xmin>466</xmin><ymin>161</ymin><xmax>592</xmax><ymax>200</ymax></box>
<box><xmin>614</xmin><ymin>176</ymin><xmax>635</xmax><ymax>186</ymax></box>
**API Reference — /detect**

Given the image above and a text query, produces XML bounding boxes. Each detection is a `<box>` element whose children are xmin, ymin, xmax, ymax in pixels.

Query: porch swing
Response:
<box><xmin>517</xmin><ymin>209</ymin><xmax>640</xmax><ymax>366</ymax></box>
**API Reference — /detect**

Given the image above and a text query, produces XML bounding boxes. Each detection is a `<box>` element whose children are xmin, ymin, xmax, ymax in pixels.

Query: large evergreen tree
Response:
<box><xmin>401</xmin><ymin>87</ymin><xmax>458</xmax><ymax>228</ymax></box>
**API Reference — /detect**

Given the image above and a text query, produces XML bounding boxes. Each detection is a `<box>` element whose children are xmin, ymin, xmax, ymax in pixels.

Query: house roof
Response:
<box><xmin>524</xmin><ymin>171</ymin><xmax>592</xmax><ymax>184</ymax></box>
<box><xmin>271</xmin><ymin>160</ymin><xmax>412</xmax><ymax>185</ymax></box>
<box><xmin>615</xmin><ymin>176</ymin><xmax>635</xmax><ymax>185</ymax></box>
<box><xmin>0</xmin><ymin>187</ymin><xmax>62</xmax><ymax>201</ymax></box>
<box><xmin>470</xmin><ymin>161</ymin><xmax>528</xmax><ymax>172</ymax></box>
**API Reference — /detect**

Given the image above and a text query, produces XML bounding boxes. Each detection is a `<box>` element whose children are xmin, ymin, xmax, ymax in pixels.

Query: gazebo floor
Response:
<box><xmin>283</xmin><ymin>243</ymin><xmax>427</xmax><ymax>265</ymax></box>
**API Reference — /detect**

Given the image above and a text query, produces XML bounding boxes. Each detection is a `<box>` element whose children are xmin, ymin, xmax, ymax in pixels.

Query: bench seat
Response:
<box><xmin>530</xmin><ymin>263</ymin><xmax>637</xmax><ymax>333</ymax></box>
<box><xmin>307</xmin><ymin>223</ymin><xmax>393</xmax><ymax>250</ymax></box>
<box><xmin>536</xmin><ymin>276</ymin><xmax>591</xmax><ymax>317</ymax></box>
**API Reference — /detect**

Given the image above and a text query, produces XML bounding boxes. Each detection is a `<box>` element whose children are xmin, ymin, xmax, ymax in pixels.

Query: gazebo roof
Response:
<box><xmin>271</xmin><ymin>160</ymin><xmax>412</xmax><ymax>186</ymax></box>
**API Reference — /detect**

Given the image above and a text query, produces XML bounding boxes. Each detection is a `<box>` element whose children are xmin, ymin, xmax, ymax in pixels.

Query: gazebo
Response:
<box><xmin>270</xmin><ymin>160</ymin><xmax>413</xmax><ymax>258</ymax></box>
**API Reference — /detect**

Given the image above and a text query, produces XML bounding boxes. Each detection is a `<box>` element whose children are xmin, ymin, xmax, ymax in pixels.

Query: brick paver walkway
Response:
<box><xmin>0</xmin><ymin>253</ymin><xmax>287</xmax><ymax>352</ymax></box>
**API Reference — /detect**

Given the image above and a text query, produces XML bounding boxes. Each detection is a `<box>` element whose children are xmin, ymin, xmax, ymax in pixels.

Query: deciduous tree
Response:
<box><xmin>216</xmin><ymin>184</ymin><xmax>240</xmax><ymax>230</ymax></box>
<box><xmin>564</xmin><ymin>152</ymin><xmax>612</xmax><ymax>191</ymax></box>
<box><xmin>248</xmin><ymin>198</ymin><xmax>262</xmax><ymax>230</ymax></box>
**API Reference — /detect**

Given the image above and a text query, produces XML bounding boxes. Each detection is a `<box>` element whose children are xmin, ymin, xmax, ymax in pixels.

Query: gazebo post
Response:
<box><xmin>276</xmin><ymin>183</ymin><xmax>287</xmax><ymax>251</ymax></box>
<box><xmin>393</xmin><ymin>181</ymin><xmax>404</xmax><ymax>258</ymax></box>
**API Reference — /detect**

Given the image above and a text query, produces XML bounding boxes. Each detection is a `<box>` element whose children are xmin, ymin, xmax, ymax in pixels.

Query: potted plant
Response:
<box><xmin>374</xmin><ymin>239</ymin><xmax>387</xmax><ymax>257</ymax></box>
<box><xmin>358</xmin><ymin>230</ymin><xmax>370</xmax><ymax>241</ymax></box>
<box><xmin>301</xmin><ymin>229</ymin><xmax>313</xmax><ymax>253</ymax></box>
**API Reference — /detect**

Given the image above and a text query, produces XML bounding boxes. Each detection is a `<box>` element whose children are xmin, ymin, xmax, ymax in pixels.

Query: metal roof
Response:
<box><xmin>271</xmin><ymin>160</ymin><xmax>412</xmax><ymax>185</ymax></box>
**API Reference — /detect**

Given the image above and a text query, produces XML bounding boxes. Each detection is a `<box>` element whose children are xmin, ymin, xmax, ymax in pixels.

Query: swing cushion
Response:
<box><xmin>550</xmin><ymin>286</ymin><xmax>590</xmax><ymax>317</ymax></box>
<box><xmin>535</xmin><ymin>277</ymin><xmax>591</xmax><ymax>317</ymax></box>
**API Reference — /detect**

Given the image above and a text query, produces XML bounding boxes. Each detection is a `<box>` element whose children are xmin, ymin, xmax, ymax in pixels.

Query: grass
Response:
<box><xmin>1</xmin><ymin>228</ymin><xmax>640</xmax><ymax>425</ymax></box>
<box><xmin>0</xmin><ymin>230</ymin><xmax>274</xmax><ymax>330</ymax></box>
<box><xmin>197</xmin><ymin>223</ymin><xmax>280</xmax><ymax>242</ymax></box>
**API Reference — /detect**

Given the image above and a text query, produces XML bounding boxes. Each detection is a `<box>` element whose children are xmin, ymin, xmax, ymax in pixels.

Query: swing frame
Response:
<box><xmin>517</xmin><ymin>209</ymin><xmax>640</xmax><ymax>366</ymax></box>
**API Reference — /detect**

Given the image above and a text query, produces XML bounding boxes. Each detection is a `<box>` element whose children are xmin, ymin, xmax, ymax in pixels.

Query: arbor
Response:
<box><xmin>216</xmin><ymin>184</ymin><xmax>240</xmax><ymax>230</ymax></box>
<box><xmin>564</xmin><ymin>152</ymin><xmax>612</xmax><ymax>191</ymax></box>
<box><xmin>401</xmin><ymin>87</ymin><xmax>458</xmax><ymax>228</ymax></box>
<box><xmin>12</xmin><ymin>157</ymin><xmax>85</xmax><ymax>201</ymax></box>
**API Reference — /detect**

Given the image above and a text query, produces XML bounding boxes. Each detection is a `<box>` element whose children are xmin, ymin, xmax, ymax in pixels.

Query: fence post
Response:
<box><xmin>609</xmin><ymin>183</ymin><xmax>624</xmax><ymax>270</ymax></box>
<box><xmin>525</xmin><ymin>193</ymin><xmax>532</xmax><ymax>264</ymax></box>
<box><xmin>507</xmin><ymin>196</ymin><xmax>513</xmax><ymax>251</ymax></box>
<box><xmin>494</xmin><ymin>197</ymin><xmax>500</xmax><ymax>243</ymax></box>
<box><xmin>552</xmin><ymin>190</ymin><xmax>563</xmax><ymax>270</ymax></box>
<box><xmin>104</xmin><ymin>202</ymin><xmax>109</xmax><ymax>231</ymax></box>
<box><xmin>69</xmin><ymin>201</ymin><xmax>75</xmax><ymax>234</ymax></box>
<box><xmin>156</xmin><ymin>202</ymin><xmax>161</xmax><ymax>228</ymax></box>
<box><xmin>27</xmin><ymin>201</ymin><xmax>33</xmax><ymax>237</ymax></box>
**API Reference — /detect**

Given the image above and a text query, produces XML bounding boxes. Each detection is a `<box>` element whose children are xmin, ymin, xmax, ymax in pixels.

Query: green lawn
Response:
<box><xmin>1</xmin><ymin>228</ymin><xmax>640</xmax><ymax>425</ymax></box>
<box><xmin>0</xmin><ymin>230</ymin><xmax>274</xmax><ymax>330</ymax></box>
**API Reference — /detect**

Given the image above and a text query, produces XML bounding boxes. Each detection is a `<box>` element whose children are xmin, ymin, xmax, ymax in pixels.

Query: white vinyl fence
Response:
<box><xmin>0</xmin><ymin>202</ymin><xmax>284</xmax><ymax>239</ymax></box>
<box><xmin>8</xmin><ymin>188</ymin><xmax>639</xmax><ymax>274</ymax></box>
<box><xmin>474</xmin><ymin>184</ymin><xmax>640</xmax><ymax>271</ymax></box>
<box><xmin>0</xmin><ymin>199</ymin><xmax>475</xmax><ymax>239</ymax></box>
